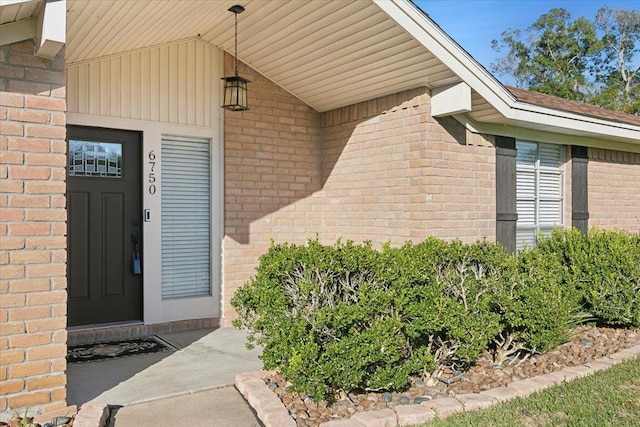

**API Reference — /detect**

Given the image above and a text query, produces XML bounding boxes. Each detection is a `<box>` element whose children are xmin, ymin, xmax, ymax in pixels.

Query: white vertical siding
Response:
<box><xmin>67</xmin><ymin>39</ymin><xmax>219</xmax><ymax>128</ymax></box>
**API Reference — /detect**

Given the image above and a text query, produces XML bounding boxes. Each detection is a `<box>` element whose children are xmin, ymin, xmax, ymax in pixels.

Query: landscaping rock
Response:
<box><xmin>260</xmin><ymin>326</ymin><xmax>639</xmax><ymax>427</ymax></box>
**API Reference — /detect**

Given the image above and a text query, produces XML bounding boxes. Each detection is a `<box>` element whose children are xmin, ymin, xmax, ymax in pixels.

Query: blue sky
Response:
<box><xmin>414</xmin><ymin>0</ymin><xmax>640</xmax><ymax>75</ymax></box>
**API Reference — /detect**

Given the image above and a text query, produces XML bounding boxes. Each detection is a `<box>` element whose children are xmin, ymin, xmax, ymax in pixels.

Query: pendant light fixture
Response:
<box><xmin>222</xmin><ymin>4</ymin><xmax>250</xmax><ymax>111</ymax></box>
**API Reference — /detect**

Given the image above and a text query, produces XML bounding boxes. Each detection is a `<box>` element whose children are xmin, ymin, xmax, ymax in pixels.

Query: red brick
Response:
<box><xmin>8</xmin><ymin>166</ymin><xmax>50</xmax><ymax>180</ymax></box>
<box><xmin>8</xmin><ymin>391</ymin><xmax>51</xmax><ymax>409</ymax></box>
<box><xmin>10</xmin><ymin>40</ymin><xmax>36</xmax><ymax>52</ymax></box>
<box><xmin>27</xmin><ymin>264</ymin><xmax>66</xmax><ymax>278</ymax></box>
<box><xmin>0</xmin><ymin>379</ymin><xmax>24</xmax><ymax>395</ymax></box>
<box><xmin>10</xmin><ymin>250</ymin><xmax>50</xmax><ymax>264</ymax></box>
<box><xmin>27</xmin><ymin>344</ymin><xmax>66</xmax><ymax>361</ymax></box>
<box><xmin>25</xmin><ymin>181</ymin><xmax>65</xmax><ymax>194</ymax></box>
<box><xmin>27</xmin><ymin>290</ymin><xmax>66</xmax><ymax>306</ymax></box>
<box><xmin>8</xmin><ymin>137</ymin><xmax>50</xmax><ymax>152</ymax></box>
<box><xmin>25</xmin><ymin>126</ymin><xmax>66</xmax><ymax>140</ymax></box>
<box><xmin>25</xmin><ymin>96</ymin><xmax>66</xmax><ymax>111</ymax></box>
<box><xmin>0</xmin><ymin>265</ymin><xmax>24</xmax><ymax>279</ymax></box>
<box><xmin>26</xmin><ymin>317</ymin><xmax>66</xmax><ymax>333</ymax></box>
<box><xmin>8</xmin><ymin>195</ymin><xmax>49</xmax><ymax>208</ymax></box>
<box><xmin>9</xmin><ymin>223</ymin><xmax>50</xmax><ymax>236</ymax></box>
<box><xmin>1</xmin><ymin>150</ymin><xmax>27</xmax><ymax>169</ymax></box>
<box><xmin>51</xmin><ymin>86</ymin><xmax>65</xmax><ymax>99</ymax></box>
<box><xmin>25</xmin><ymin>68</ymin><xmax>65</xmax><ymax>85</ymax></box>
<box><xmin>51</xmin><ymin>112</ymin><xmax>66</xmax><ymax>126</ymax></box>
<box><xmin>27</xmin><ymin>374</ymin><xmax>65</xmax><ymax>391</ymax></box>
<box><xmin>0</xmin><ymin>293</ymin><xmax>24</xmax><ymax>308</ymax></box>
<box><xmin>0</xmin><ymin>349</ymin><xmax>24</xmax><ymax>364</ymax></box>
<box><xmin>7</xmin><ymin>79</ymin><xmax>51</xmax><ymax>96</ymax></box>
<box><xmin>8</xmin><ymin>109</ymin><xmax>50</xmax><ymax>123</ymax></box>
<box><xmin>26</xmin><ymin>236</ymin><xmax>66</xmax><ymax>250</ymax></box>
<box><xmin>0</xmin><ymin>92</ymin><xmax>24</xmax><ymax>107</ymax></box>
<box><xmin>9</xmin><ymin>305</ymin><xmax>50</xmax><ymax>321</ymax></box>
<box><xmin>11</xmin><ymin>333</ymin><xmax>51</xmax><ymax>349</ymax></box>
<box><xmin>10</xmin><ymin>279</ymin><xmax>51</xmax><ymax>293</ymax></box>
<box><xmin>0</xmin><ymin>180</ymin><xmax>23</xmax><ymax>193</ymax></box>
<box><xmin>0</xmin><ymin>237</ymin><xmax>25</xmax><ymax>250</ymax></box>
<box><xmin>8</xmin><ymin>362</ymin><xmax>50</xmax><ymax>379</ymax></box>
<box><xmin>25</xmin><ymin>209</ymin><xmax>66</xmax><ymax>222</ymax></box>
<box><xmin>0</xmin><ymin>322</ymin><xmax>26</xmax><ymax>336</ymax></box>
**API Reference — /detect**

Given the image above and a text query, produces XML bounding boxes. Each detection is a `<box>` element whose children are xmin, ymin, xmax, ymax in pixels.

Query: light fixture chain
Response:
<box><xmin>234</xmin><ymin>9</ymin><xmax>239</xmax><ymax>77</ymax></box>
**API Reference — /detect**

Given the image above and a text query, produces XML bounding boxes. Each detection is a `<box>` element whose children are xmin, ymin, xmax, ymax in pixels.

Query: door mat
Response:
<box><xmin>67</xmin><ymin>336</ymin><xmax>177</xmax><ymax>364</ymax></box>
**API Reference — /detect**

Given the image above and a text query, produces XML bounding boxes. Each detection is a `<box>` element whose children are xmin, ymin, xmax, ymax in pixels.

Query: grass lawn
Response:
<box><xmin>419</xmin><ymin>355</ymin><xmax>640</xmax><ymax>427</ymax></box>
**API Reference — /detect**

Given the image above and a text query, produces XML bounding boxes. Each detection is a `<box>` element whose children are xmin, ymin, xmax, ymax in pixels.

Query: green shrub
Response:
<box><xmin>232</xmin><ymin>239</ymin><xmax>412</xmax><ymax>400</ymax></box>
<box><xmin>231</xmin><ymin>229</ymin><xmax>639</xmax><ymax>401</ymax></box>
<box><xmin>494</xmin><ymin>247</ymin><xmax>579</xmax><ymax>358</ymax></box>
<box><xmin>535</xmin><ymin>228</ymin><xmax>640</xmax><ymax>327</ymax></box>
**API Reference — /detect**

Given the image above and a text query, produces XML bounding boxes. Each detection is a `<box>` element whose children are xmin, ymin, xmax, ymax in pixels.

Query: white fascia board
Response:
<box><xmin>35</xmin><ymin>0</ymin><xmax>64</xmax><ymax>58</ymax></box>
<box><xmin>507</xmin><ymin>102</ymin><xmax>640</xmax><ymax>143</ymax></box>
<box><xmin>431</xmin><ymin>82</ymin><xmax>471</xmax><ymax>117</ymax></box>
<box><xmin>0</xmin><ymin>17</ymin><xmax>36</xmax><ymax>46</ymax></box>
<box><xmin>374</xmin><ymin>0</ymin><xmax>515</xmax><ymax>113</ymax></box>
<box><xmin>377</xmin><ymin>0</ymin><xmax>640</xmax><ymax>144</ymax></box>
<box><xmin>454</xmin><ymin>114</ymin><xmax>640</xmax><ymax>154</ymax></box>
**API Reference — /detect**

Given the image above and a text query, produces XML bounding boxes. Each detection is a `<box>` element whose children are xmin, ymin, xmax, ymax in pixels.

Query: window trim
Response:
<box><xmin>515</xmin><ymin>141</ymin><xmax>566</xmax><ymax>249</ymax></box>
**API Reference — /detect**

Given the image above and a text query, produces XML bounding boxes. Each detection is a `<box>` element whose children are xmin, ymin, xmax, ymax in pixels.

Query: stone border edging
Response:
<box><xmin>236</xmin><ymin>344</ymin><xmax>640</xmax><ymax>427</ymax></box>
<box><xmin>72</xmin><ymin>403</ymin><xmax>110</xmax><ymax>427</ymax></box>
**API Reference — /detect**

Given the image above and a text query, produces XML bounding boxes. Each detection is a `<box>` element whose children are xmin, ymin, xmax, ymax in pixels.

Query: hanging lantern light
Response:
<box><xmin>222</xmin><ymin>5</ymin><xmax>250</xmax><ymax>111</ymax></box>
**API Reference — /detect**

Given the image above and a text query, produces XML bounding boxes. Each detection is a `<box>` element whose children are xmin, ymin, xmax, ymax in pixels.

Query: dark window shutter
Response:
<box><xmin>571</xmin><ymin>146</ymin><xmax>589</xmax><ymax>234</ymax></box>
<box><xmin>496</xmin><ymin>136</ymin><xmax>517</xmax><ymax>253</ymax></box>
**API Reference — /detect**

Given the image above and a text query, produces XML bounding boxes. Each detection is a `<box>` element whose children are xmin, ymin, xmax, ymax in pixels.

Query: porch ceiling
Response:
<box><xmin>65</xmin><ymin>0</ymin><xmax>461</xmax><ymax>112</ymax></box>
<box><xmin>0</xmin><ymin>0</ymin><xmax>41</xmax><ymax>25</ymax></box>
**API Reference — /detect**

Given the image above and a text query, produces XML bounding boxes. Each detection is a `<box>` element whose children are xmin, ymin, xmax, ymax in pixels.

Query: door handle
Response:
<box><xmin>131</xmin><ymin>231</ymin><xmax>139</xmax><ymax>245</ymax></box>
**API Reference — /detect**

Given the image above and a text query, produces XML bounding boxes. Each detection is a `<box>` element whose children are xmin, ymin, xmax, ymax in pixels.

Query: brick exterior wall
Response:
<box><xmin>320</xmin><ymin>91</ymin><xmax>496</xmax><ymax>244</ymax></box>
<box><xmin>588</xmin><ymin>148</ymin><xmax>640</xmax><ymax>232</ymax></box>
<box><xmin>222</xmin><ymin>56</ymin><xmax>323</xmax><ymax>323</ymax></box>
<box><xmin>222</xmin><ymin>55</ymin><xmax>496</xmax><ymax>322</ymax></box>
<box><xmin>0</xmin><ymin>40</ymin><xmax>67</xmax><ymax>417</ymax></box>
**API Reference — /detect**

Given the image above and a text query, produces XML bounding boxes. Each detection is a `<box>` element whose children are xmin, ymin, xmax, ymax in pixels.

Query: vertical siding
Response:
<box><xmin>67</xmin><ymin>39</ymin><xmax>218</xmax><ymax>128</ymax></box>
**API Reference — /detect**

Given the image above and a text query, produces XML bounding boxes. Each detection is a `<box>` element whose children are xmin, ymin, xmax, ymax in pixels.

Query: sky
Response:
<box><xmin>414</xmin><ymin>0</ymin><xmax>640</xmax><ymax>79</ymax></box>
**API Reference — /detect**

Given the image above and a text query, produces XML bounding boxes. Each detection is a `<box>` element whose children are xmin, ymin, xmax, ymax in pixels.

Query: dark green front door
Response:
<box><xmin>66</xmin><ymin>126</ymin><xmax>142</xmax><ymax>327</ymax></box>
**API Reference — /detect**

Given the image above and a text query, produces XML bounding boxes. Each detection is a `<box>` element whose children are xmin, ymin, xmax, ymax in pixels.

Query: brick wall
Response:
<box><xmin>222</xmin><ymin>55</ymin><xmax>497</xmax><ymax>322</ymax></box>
<box><xmin>222</xmin><ymin>55</ymin><xmax>322</xmax><ymax>322</ymax></box>
<box><xmin>0</xmin><ymin>40</ymin><xmax>67</xmax><ymax>417</ymax></box>
<box><xmin>320</xmin><ymin>90</ymin><xmax>496</xmax><ymax>244</ymax></box>
<box><xmin>588</xmin><ymin>148</ymin><xmax>640</xmax><ymax>232</ymax></box>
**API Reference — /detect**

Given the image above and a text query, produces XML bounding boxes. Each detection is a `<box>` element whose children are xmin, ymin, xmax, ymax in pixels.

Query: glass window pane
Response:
<box><xmin>68</xmin><ymin>140</ymin><xmax>122</xmax><ymax>178</ymax></box>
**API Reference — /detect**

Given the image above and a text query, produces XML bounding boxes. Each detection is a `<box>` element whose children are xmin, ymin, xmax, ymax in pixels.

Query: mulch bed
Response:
<box><xmin>263</xmin><ymin>326</ymin><xmax>639</xmax><ymax>427</ymax></box>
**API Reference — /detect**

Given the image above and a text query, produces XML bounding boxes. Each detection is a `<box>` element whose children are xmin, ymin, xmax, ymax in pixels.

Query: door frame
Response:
<box><xmin>67</xmin><ymin>113</ymin><xmax>223</xmax><ymax>325</ymax></box>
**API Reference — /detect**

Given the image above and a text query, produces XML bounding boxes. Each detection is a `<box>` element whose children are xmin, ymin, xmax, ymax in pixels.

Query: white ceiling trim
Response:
<box><xmin>0</xmin><ymin>16</ymin><xmax>35</xmax><ymax>46</ymax></box>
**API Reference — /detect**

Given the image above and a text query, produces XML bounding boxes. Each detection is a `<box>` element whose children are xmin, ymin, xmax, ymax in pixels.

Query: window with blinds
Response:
<box><xmin>516</xmin><ymin>141</ymin><xmax>564</xmax><ymax>250</ymax></box>
<box><xmin>161</xmin><ymin>136</ymin><xmax>211</xmax><ymax>299</ymax></box>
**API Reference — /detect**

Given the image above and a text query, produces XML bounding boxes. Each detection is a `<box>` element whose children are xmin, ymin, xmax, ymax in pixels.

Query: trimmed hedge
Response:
<box><xmin>231</xmin><ymin>229</ymin><xmax>639</xmax><ymax>401</ymax></box>
<box><xmin>533</xmin><ymin>228</ymin><xmax>640</xmax><ymax>328</ymax></box>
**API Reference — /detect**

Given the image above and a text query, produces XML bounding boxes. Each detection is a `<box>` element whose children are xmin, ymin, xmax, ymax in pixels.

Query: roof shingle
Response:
<box><xmin>505</xmin><ymin>86</ymin><xmax>640</xmax><ymax>127</ymax></box>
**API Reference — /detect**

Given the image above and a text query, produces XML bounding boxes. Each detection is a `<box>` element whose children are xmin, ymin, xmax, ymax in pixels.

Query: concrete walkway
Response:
<box><xmin>66</xmin><ymin>327</ymin><xmax>263</xmax><ymax>426</ymax></box>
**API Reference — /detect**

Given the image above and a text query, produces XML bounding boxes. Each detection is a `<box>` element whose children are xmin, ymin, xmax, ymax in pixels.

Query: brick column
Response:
<box><xmin>0</xmin><ymin>40</ymin><xmax>68</xmax><ymax>417</ymax></box>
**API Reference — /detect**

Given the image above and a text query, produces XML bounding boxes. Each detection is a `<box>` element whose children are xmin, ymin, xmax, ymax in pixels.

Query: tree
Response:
<box><xmin>491</xmin><ymin>6</ymin><xmax>640</xmax><ymax>115</ymax></box>
<box><xmin>491</xmin><ymin>8</ymin><xmax>598</xmax><ymax>102</ymax></box>
<box><xmin>591</xmin><ymin>7</ymin><xmax>640</xmax><ymax>114</ymax></box>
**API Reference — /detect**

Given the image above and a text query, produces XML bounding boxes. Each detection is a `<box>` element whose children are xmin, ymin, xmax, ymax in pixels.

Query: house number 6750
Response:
<box><xmin>148</xmin><ymin>150</ymin><xmax>157</xmax><ymax>195</ymax></box>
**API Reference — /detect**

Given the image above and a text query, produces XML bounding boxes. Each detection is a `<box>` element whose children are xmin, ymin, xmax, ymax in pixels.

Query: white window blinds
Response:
<box><xmin>516</xmin><ymin>141</ymin><xmax>564</xmax><ymax>250</ymax></box>
<box><xmin>161</xmin><ymin>136</ymin><xmax>211</xmax><ymax>299</ymax></box>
